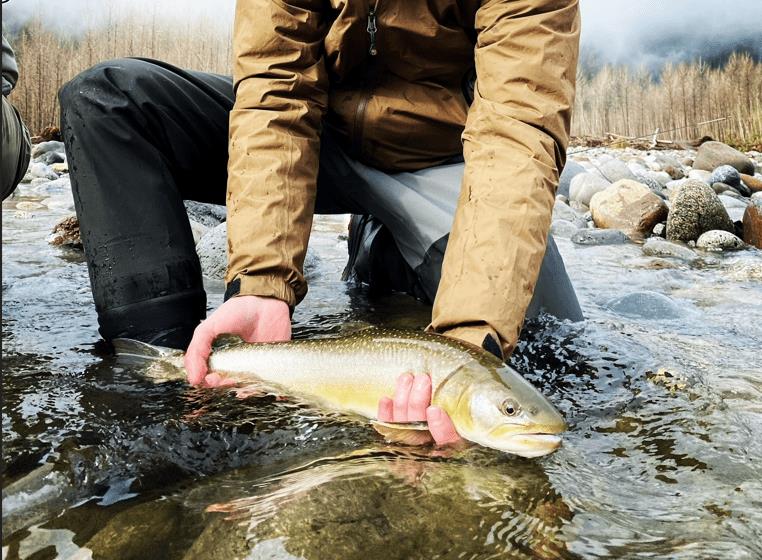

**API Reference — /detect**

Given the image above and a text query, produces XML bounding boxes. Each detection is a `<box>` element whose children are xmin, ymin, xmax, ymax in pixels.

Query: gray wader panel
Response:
<box><xmin>1</xmin><ymin>95</ymin><xmax>31</xmax><ymax>200</ymax></box>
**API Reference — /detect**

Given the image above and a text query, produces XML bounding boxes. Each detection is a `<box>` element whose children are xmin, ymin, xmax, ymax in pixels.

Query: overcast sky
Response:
<box><xmin>4</xmin><ymin>0</ymin><xmax>761</xmax><ymax>70</ymax></box>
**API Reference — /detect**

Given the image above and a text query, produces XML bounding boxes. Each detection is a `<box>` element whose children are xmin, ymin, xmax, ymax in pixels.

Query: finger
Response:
<box><xmin>377</xmin><ymin>396</ymin><xmax>394</xmax><ymax>422</ymax></box>
<box><xmin>204</xmin><ymin>373</ymin><xmax>235</xmax><ymax>388</ymax></box>
<box><xmin>185</xmin><ymin>323</ymin><xmax>213</xmax><ymax>385</ymax></box>
<box><xmin>427</xmin><ymin>406</ymin><xmax>463</xmax><ymax>446</ymax></box>
<box><xmin>407</xmin><ymin>374</ymin><xmax>431</xmax><ymax>421</ymax></box>
<box><xmin>393</xmin><ymin>373</ymin><xmax>414</xmax><ymax>421</ymax></box>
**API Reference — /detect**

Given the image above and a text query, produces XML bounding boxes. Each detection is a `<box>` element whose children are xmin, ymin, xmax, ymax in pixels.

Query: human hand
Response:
<box><xmin>376</xmin><ymin>373</ymin><xmax>464</xmax><ymax>446</ymax></box>
<box><xmin>185</xmin><ymin>295</ymin><xmax>291</xmax><ymax>386</ymax></box>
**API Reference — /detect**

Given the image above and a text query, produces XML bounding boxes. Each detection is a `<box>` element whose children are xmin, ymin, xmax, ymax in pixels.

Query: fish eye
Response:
<box><xmin>500</xmin><ymin>398</ymin><xmax>520</xmax><ymax>417</ymax></box>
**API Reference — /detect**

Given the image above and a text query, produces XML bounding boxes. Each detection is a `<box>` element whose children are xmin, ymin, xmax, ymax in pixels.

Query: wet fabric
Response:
<box><xmin>228</xmin><ymin>0</ymin><xmax>581</xmax><ymax>354</ymax></box>
<box><xmin>1</xmin><ymin>34</ymin><xmax>31</xmax><ymax>201</ymax></box>
<box><xmin>59</xmin><ymin>58</ymin><xmax>581</xmax><ymax>349</ymax></box>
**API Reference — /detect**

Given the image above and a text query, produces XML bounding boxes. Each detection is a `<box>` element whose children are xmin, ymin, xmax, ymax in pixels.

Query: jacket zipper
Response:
<box><xmin>351</xmin><ymin>0</ymin><xmax>380</xmax><ymax>158</ymax></box>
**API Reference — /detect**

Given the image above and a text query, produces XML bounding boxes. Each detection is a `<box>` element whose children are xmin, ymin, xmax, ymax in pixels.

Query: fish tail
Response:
<box><xmin>112</xmin><ymin>338</ymin><xmax>186</xmax><ymax>381</ymax></box>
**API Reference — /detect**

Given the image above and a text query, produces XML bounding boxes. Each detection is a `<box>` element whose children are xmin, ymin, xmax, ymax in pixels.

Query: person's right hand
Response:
<box><xmin>184</xmin><ymin>295</ymin><xmax>291</xmax><ymax>387</ymax></box>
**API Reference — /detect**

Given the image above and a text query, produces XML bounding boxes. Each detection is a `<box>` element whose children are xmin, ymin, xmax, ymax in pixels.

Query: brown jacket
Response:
<box><xmin>227</xmin><ymin>0</ymin><xmax>580</xmax><ymax>355</ymax></box>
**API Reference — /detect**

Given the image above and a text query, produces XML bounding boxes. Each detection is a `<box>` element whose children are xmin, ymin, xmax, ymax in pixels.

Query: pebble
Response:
<box><xmin>605</xmin><ymin>291</ymin><xmax>684</xmax><ymax>320</ymax></box>
<box><xmin>693</xmin><ymin>141</ymin><xmax>755</xmax><ymax>176</ymax></box>
<box><xmin>642</xmin><ymin>238</ymin><xmax>698</xmax><ymax>261</ymax></box>
<box><xmin>651</xmin><ymin>223</ymin><xmax>666</xmax><ymax>238</ymax></box>
<box><xmin>569</xmin><ymin>173</ymin><xmax>611</xmax><ymax>206</ymax></box>
<box><xmin>696</xmin><ymin>230</ymin><xmax>746</xmax><ymax>251</ymax></box>
<box><xmin>666</xmin><ymin>180</ymin><xmax>734</xmax><ymax>242</ymax></box>
<box><xmin>589</xmin><ymin>179</ymin><xmax>668</xmax><ymax>238</ymax></box>
<box><xmin>571</xmin><ymin>229</ymin><xmax>629</xmax><ymax>246</ymax></box>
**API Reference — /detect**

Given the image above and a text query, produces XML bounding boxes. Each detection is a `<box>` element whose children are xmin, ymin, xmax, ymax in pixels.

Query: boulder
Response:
<box><xmin>642</xmin><ymin>238</ymin><xmax>698</xmax><ymax>261</ymax></box>
<box><xmin>589</xmin><ymin>179</ymin><xmax>668</xmax><ymax>238</ymax></box>
<box><xmin>571</xmin><ymin>229</ymin><xmax>629</xmax><ymax>246</ymax></box>
<box><xmin>196</xmin><ymin>222</ymin><xmax>228</xmax><ymax>279</ymax></box>
<box><xmin>741</xmin><ymin>174</ymin><xmax>762</xmax><ymax>193</ymax></box>
<box><xmin>693</xmin><ymin>141</ymin><xmax>755</xmax><ymax>175</ymax></box>
<box><xmin>569</xmin><ymin>173</ymin><xmax>611</xmax><ymax>206</ymax></box>
<box><xmin>557</xmin><ymin>160</ymin><xmax>585</xmax><ymax>198</ymax></box>
<box><xmin>597</xmin><ymin>159</ymin><xmax>638</xmax><ymax>183</ymax></box>
<box><xmin>695</xmin><ymin>230</ymin><xmax>745</xmax><ymax>251</ymax></box>
<box><xmin>743</xmin><ymin>199</ymin><xmax>762</xmax><ymax>249</ymax></box>
<box><xmin>666</xmin><ymin>180</ymin><xmax>734</xmax><ymax>242</ymax></box>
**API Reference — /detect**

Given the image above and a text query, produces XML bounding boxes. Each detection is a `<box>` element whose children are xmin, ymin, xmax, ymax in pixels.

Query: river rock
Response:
<box><xmin>718</xmin><ymin>194</ymin><xmax>748</xmax><ymax>210</ymax></box>
<box><xmin>634</xmin><ymin>173</ymin><xmax>666</xmax><ymax>197</ymax></box>
<box><xmin>642</xmin><ymin>238</ymin><xmax>698</xmax><ymax>261</ymax></box>
<box><xmin>695</xmin><ymin>230</ymin><xmax>745</xmax><ymax>251</ymax></box>
<box><xmin>196</xmin><ymin>222</ymin><xmax>228</xmax><ymax>279</ymax></box>
<box><xmin>550</xmin><ymin>219</ymin><xmax>579</xmax><ymax>239</ymax></box>
<box><xmin>693</xmin><ymin>141</ymin><xmax>755</xmax><ymax>175</ymax></box>
<box><xmin>183</xmin><ymin>201</ymin><xmax>227</xmax><ymax>228</ymax></box>
<box><xmin>189</xmin><ymin>220</ymin><xmax>209</xmax><ymax>245</ymax></box>
<box><xmin>31</xmin><ymin>140</ymin><xmax>65</xmax><ymax>159</ymax></box>
<box><xmin>708</xmin><ymin>165</ymin><xmax>741</xmax><ymax>189</ymax></box>
<box><xmin>51</xmin><ymin>162</ymin><xmax>69</xmax><ymax>174</ymax></box>
<box><xmin>651</xmin><ymin>222</ymin><xmax>666</xmax><ymax>238</ymax></box>
<box><xmin>557</xmin><ymin>160</ymin><xmax>585</xmax><ymax>198</ymax></box>
<box><xmin>39</xmin><ymin>150</ymin><xmax>65</xmax><ymax>166</ymax></box>
<box><xmin>712</xmin><ymin>183</ymin><xmax>735</xmax><ymax>195</ymax></box>
<box><xmin>589</xmin><ymin>179</ymin><xmax>668</xmax><ymax>238</ymax></box>
<box><xmin>569</xmin><ymin>173</ymin><xmax>611</xmax><ymax>206</ymax></box>
<box><xmin>666</xmin><ymin>180</ymin><xmax>734</xmax><ymax>242</ymax></box>
<box><xmin>597</xmin><ymin>159</ymin><xmax>638</xmax><ymax>183</ymax></box>
<box><xmin>571</xmin><ymin>229</ymin><xmax>629</xmax><ymax>245</ymax></box>
<box><xmin>28</xmin><ymin>162</ymin><xmax>58</xmax><ymax>181</ymax></box>
<box><xmin>743</xmin><ymin>199</ymin><xmax>762</xmax><ymax>249</ymax></box>
<box><xmin>688</xmin><ymin>169</ymin><xmax>712</xmax><ymax>183</ymax></box>
<box><xmin>606</xmin><ymin>291</ymin><xmax>684</xmax><ymax>320</ymax></box>
<box><xmin>552</xmin><ymin>200</ymin><xmax>580</xmax><ymax>223</ymax></box>
<box><xmin>648</xmin><ymin>171</ymin><xmax>673</xmax><ymax>186</ymax></box>
<box><xmin>741</xmin><ymin>174</ymin><xmax>762</xmax><ymax>193</ymax></box>
<box><xmin>48</xmin><ymin>215</ymin><xmax>82</xmax><ymax>248</ymax></box>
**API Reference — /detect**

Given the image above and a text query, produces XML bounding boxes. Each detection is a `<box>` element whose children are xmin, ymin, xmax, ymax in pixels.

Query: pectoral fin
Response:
<box><xmin>371</xmin><ymin>420</ymin><xmax>434</xmax><ymax>446</ymax></box>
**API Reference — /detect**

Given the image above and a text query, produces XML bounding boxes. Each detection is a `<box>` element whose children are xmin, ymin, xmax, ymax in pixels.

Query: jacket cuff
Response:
<box><xmin>225</xmin><ymin>274</ymin><xmax>297</xmax><ymax>310</ymax></box>
<box><xmin>426</xmin><ymin>324</ymin><xmax>508</xmax><ymax>361</ymax></box>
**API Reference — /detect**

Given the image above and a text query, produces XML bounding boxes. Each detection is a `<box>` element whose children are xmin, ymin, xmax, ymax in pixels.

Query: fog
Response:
<box><xmin>4</xmin><ymin>0</ymin><xmax>761</xmax><ymax>70</ymax></box>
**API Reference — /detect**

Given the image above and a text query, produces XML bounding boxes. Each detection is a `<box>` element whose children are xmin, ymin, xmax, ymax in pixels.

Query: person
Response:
<box><xmin>2</xmin><ymin>33</ymin><xmax>32</xmax><ymax>201</ymax></box>
<box><xmin>59</xmin><ymin>0</ymin><xmax>582</xmax><ymax>445</ymax></box>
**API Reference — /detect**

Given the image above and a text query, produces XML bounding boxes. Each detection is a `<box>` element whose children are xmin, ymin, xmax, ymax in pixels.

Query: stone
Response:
<box><xmin>39</xmin><ymin>150</ymin><xmax>65</xmax><ymax>166</ymax></box>
<box><xmin>696</xmin><ymin>230</ymin><xmax>745</xmax><ymax>251</ymax></box>
<box><xmin>726</xmin><ymin>206</ymin><xmax>746</xmax><ymax>223</ymax></box>
<box><xmin>557</xmin><ymin>160</ymin><xmax>585</xmax><ymax>198</ymax></box>
<box><xmin>589</xmin><ymin>179</ymin><xmax>668</xmax><ymax>238</ymax></box>
<box><xmin>183</xmin><ymin>201</ymin><xmax>227</xmax><ymax>228</ymax></box>
<box><xmin>688</xmin><ymin>169</ymin><xmax>712</xmax><ymax>183</ymax></box>
<box><xmin>743</xmin><ymin>199</ymin><xmax>762</xmax><ymax>249</ymax></box>
<box><xmin>666</xmin><ymin>180</ymin><xmax>734</xmax><ymax>242</ymax></box>
<box><xmin>693</xmin><ymin>141</ymin><xmax>755</xmax><ymax>175</ymax></box>
<box><xmin>550</xmin><ymin>219</ymin><xmax>579</xmax><ymax>239</ymax></box>
<box><xmin>555</xmin><ymin>194</ymin><xmax>568</xmax><ymax>204</ymax></box>
<box><xmin>597</xmin><ymin>159</ymin><xmax>638</xmax><ymax>183</ymax></box>
<box><xmin>709</xmin><ymin>165</ymin><xmax>741</xmax><ymax>188</ymax></box>
<box><xmin>606</xmin><ymin>291</ymin><xmax>684</xmax><ymax>319</ymax></box>
<box><xmin>47</xmin><ymin>215</ymin><xmax>82</xmax><ymax>248</ymax></box>
<box><xmin>634</xmin><ymin>173</ymin><xmax>666</xmax><ymax>198</ymax></box>
<box><xmin>189</xmin><ymin>220</ymin><xmax>209</xmax><ymax>245</ymax></box>
<box><xmin>712</xmin><ymin>182</ymin><xmax>733</xmax><ymax>195</ymax></box>
<box><xmin>741</xmin><ymin>174</ymin><xmax>762</xmax><ymax>193</ymax></box>
<box><xmin>753</xmin><ymin>192</ymin><xmax>762</xmax><ymax>201</ymax></box>
<box><xmin>642</xmin><ymin>238</ymin><xmax>698</xmax><ymax>261</ymax></box>
<box><xmin>651</xmin><ymin>223</ymin><xmax>666</xmax><ymax>238</ymax></box>
<box><xmin>31</xmin><ymin>140</ymin><xmax>65</xmax><ymax>159</ymax></box>
<box><xmin>666</xmin><ymin>179</ymin><xmax>690</xmax><ymax>192</ymax></box>
<box><xmin>569</xmin><ymin>200</ymin><xmax>588</xmax><ymax>213</ymax></box>
<box><xmin>648</xmin><ymin>171</ymin><xmax>673</xmax><ymax>186</ymax></box>
<box><xmin>196</xmin><ymin>222</ymin><xmax>228</xmax><ymax>279</ymax></box>
<box><xmin>718</xmin><ymin>194</ymin><xmax>748</xmax><ymax>210</ymax></box>
<box><xmin>569</xmin><ymin>172</ymin><xmax>611</xmax><ymax>206</ymax></box>
<box><xmin>571</xmin><ymin>229</ymin><xmax>629</xmax><ymax>245</ymax></box>
<box><xmin>28</xmin><ymin>162</ymin><xmax>58</xmax><ymax>181</ymax></box>
<box><xmin>41</xmin><ymin>193</ymin><xmax>75</xmax><ymax>211</ymax></box>
<box><xmin>51</xmin><ymin>162</ymin><xmax>69</xmax><ymax>174</ymax></box>
<box><xmin>663</xmin><ymin>165</ymin><xmax>685</xmax><ymax>180</ymax></box>
<box><xmin>552</xmin><ymin>200</ymin><xmax>580</xmax><ymax>223</ymax></box>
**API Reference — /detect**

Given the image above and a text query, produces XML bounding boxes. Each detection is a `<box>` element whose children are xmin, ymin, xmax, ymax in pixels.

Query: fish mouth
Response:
<box><xmin>487</xmin><ymin>433</ymin><xmax>563</xmax><ymax>458</ymax></box>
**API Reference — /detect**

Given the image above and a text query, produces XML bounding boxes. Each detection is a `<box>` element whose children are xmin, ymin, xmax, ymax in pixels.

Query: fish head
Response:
<box><xmin>444</xmin><ymin>363</ymin><xmax>567</xmax><ymax>458</ymax></box>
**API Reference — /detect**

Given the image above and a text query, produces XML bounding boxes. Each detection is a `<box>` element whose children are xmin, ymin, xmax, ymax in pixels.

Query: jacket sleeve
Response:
<box><xmin>429</xmin><ymin>0</ymin><xmax>580</xmax><ymax>355</ymax></box>
<box><xmin>226</xmin><ymin>0</ymin><xmax>329</xmax><ymax>308</ymax></box>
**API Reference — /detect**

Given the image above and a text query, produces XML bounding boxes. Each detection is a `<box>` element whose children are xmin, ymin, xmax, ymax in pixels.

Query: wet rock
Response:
<box><xmin>196</xmin><ymin>222</ymin><xmax>228</xmax><ymax>279</ymax></box>
<box><xmin>571</xmin><ymin>229</ymin><xmax>629</xmax><ymax>246</ymax></box>
<box><xmin>557</xmin><ymin>160</ymin><xmax>585</xmax><ymax>198</ymax></box>
<box><xmin>48</xmin><ymin>215</ymin><xmax>82</xmax><ymax>248</ymax></box>
<box><xmin>550</xmin><ymin>219</ymin><xmax>579</xmax><ymax>239</ymax></box>
<box><xmin>31</xmin><ymin>140</ymin><xmax>65</xmax><ymax>159</ymax></box>
<box><xmin>743</xmin><ymin>199</ymin><xmax>762</xmax><ymax>249</ymax></box>
<box><xmin>708</xmin><ymin>165</ymin><xmax>742</xmax><ymax>189</ymax></box>
<box><xmin>589</xmin><ymin>179</ymin><xmax>668</xmax><ymax>238</ymax></box>
<box><xmin>41</xmin><ymin>193</ymin><xmax>75</xmax><ymax>211</ymax></box>
<box><xmin>597</xmin><ymin>159</ymin><xmax>638</xmax><ymax>183</ymax></box>
<box><xmin>28</xmin><ymin>162</ymin><xmax>58</xmax><ymax>181</ymax></box>
<box><xmin>642</xmin><ymin>237</ymin><xmax>698</xmax><ymax>261</ymax></box>
<box><xmin>666</xmin><ymin>180</ymin><xmax>734</xmax><ymax>242</ymax></box>
<box><xmin>183</xmin><ymin>200</ymin><xmax>227</xmax><ymax>228</ymax></box>
<box><xmin>688</xmin><ymin>169</ymin><xmax>712</xmax><ymax>183</ymax></box>
<box><xmin>741</xmin><ymin>173</ymin><xmax>762</xmax><ymax>193</ymax></box>
<box><xmin>569</xmin><ymin>173</ymin><xmax>611</xmax><ymax>206</ymax></box>
<box><xmin>696</xmin><ymin>230</ymin><xmax>745</xmax><ymax>251</ymax></box>
<box><xmin>606</xmin><ymin>291</ymin><xmax>684</xmax><ymax>320</ymax></box>
<box><xmin>39</xmin><ymin>150</ymin><xmax>65</xmax><ymax>166</ymax></box>
<box><xmin>693</xmin><ymin>141</ymin><xmax>755</xmax><ymax>175</ymax></box>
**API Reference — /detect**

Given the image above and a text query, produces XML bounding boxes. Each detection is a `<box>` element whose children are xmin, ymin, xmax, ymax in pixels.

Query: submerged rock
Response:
<box><xmin>693</xmin><ymin>141</ymin><xmax>755</xmax><ymax>175</ymax></box>
<box><xmin>606</xmin><ymin>291</ymin><xmax>684</xmax><ymax>320</ymax></box>
<box><xmin>642</xmin><ymin>238</ymin><xmax>698</xmax><ymax>261</ymax></box>
<box><xmin>695</xmin><ymin>230</ymin><xmax>745</xmax><ymax>251</ymax></box>
<box><xmin>571</xmin><ymin>229</ymin><xmax>629</xmax><ymax>246</ymax></box>
<box><xmin>666</xmin><ymin>180</ymin><xmax>734</xmax><ymax>242</ymax></box>
<box><xmin>743</xmin><ymin>199</ymin><xmax>762</xmax><ymax>249</ymax></box>
<box><xmin>589</xmin><ymin>179</ymin><xmax>668</xmax><ymax>238</ymax></box>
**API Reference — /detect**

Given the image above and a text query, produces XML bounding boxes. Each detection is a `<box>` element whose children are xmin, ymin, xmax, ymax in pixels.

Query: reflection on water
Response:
<box><xmin>2</xmin><ymin>192</ymin><xmax>762</xmax><ymax>559</ymax></box>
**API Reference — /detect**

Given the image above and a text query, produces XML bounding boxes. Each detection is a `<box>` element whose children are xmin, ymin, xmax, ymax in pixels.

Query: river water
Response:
<box><xmin>2</xmin><ymin>181</ymin><xmax>762</xmax><ymax>559</ymax></box>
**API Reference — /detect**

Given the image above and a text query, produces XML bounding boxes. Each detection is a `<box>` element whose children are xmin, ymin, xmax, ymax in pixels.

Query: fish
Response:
<box><xmin>114</xmin><ymin>328</ymin><xmax>566</xmax><ymax>458</ymax></box>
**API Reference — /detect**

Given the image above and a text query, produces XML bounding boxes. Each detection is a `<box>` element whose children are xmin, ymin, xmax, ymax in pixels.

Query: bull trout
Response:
<box><xmin>115</xmin><ymin>328</ymin><xmax>566</xmax><ymax>457</ymax></box>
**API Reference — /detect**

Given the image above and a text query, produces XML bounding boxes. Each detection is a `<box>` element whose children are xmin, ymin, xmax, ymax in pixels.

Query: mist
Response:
<box><xmin>3</xmin><ymin>0</ymin><xmax>761</xmax><ymax>70</ymax></box>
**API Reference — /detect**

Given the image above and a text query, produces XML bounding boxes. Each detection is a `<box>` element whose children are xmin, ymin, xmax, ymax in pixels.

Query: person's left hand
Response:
<box><xmin>377</xmin><ymin>373</ymin><xmax>464</xmax><ymax>446</ymax></box>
